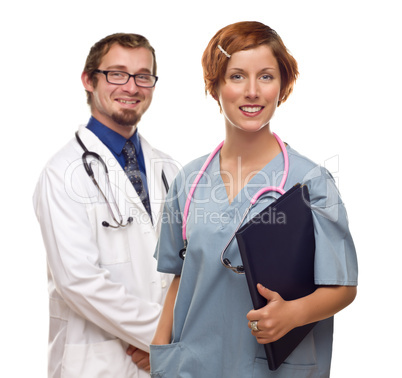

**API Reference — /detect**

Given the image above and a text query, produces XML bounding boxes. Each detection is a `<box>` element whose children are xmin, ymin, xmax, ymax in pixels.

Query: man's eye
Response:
<box><xmin>110</xmin><ymin>72</ymin><xmax>125</xmax><ymax>78</ymax></box>
<box><xmin>136</xmin><ymin>75</ymin><xmax>151</xmax><ymax>82</ymax></box>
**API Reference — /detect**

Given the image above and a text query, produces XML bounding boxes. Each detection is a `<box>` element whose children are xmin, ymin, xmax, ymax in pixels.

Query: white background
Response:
<box><xmin>1</xmin><ymin>0</ymin><xmax>400</xmax><ymax>376</ymax></box>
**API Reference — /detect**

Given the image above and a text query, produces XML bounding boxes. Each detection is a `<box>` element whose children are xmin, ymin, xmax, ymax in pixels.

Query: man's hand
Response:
<box><xmin>126</xmin><ymin>345</ymin><xmax>150</xmax><ymax>372</ymax></box>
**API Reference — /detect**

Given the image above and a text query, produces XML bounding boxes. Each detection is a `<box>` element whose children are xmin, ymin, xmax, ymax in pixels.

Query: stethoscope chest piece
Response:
<box><xmin>179</xmin><ymin>241</ymin><xmax>187</xmax><ymax>260</ymax></box>
<box><xmin>179</xmin><ymin>248</ymin><xmax>186</xmax><ymax>260</ymax></box>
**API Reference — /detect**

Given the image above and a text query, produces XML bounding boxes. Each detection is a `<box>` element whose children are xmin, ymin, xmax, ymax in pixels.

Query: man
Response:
<box><xmin>33</xmin><ymin>33</ymin><xmax>179</xmax><ymax>377</ymax></box>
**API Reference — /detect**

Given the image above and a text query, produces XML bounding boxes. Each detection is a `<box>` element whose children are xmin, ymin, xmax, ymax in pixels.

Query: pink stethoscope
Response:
<box><xmin>179</xmin><ymin>133</ymin><xmax>290</xmax><ymax>274</ymax></box>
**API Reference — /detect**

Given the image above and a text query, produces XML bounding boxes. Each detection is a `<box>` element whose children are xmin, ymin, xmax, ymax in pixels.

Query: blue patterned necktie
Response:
<box><xmin>122</xmin><ymin>140</ymin><xmax>152</xmax><ymax>220</ymax></box>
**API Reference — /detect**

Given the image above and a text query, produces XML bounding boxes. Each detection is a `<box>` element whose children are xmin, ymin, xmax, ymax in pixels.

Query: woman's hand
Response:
<box><xmin>246</xmin><ymin>283</ymin><xmax>357</xmax><ymax>344</ymax></box>
<box><xmin>246</xmin><ymin>284</ymin><xmax>298</xmax><ymax>344</ymax></box>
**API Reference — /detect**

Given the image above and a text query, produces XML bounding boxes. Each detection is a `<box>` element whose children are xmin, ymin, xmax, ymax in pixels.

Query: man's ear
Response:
<box><xmin>81</xmin><ymin>71</ymin><xmax>94</xmax><ymax>93</ymax></box>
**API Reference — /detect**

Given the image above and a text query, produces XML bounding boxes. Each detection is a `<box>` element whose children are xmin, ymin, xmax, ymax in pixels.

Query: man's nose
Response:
<box><xmin>122</xmin><ymin>76</ymin><xmax>140</xmax><ymax>92</ymax></box>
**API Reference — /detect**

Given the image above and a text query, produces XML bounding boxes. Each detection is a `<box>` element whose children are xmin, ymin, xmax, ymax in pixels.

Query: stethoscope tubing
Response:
<box><xmin>76</xmin><ymin>131</ymin><xmax>132</xmax><ymax>228</ymax></box>
<box><xmin>182</xmin><ymin>141</ymin><xmax>224</xmax><ymax>241</ymax></box>
<box><xmin>250</xmin><ymin>133</ymin><xmax>288</xmax><ymax>204</ymax></box>
<box><xmin>75</xmin><ymin>131</ymin><xmax>169</xmax><ymax>228</ymax></box>
<box><xmin>179</xmin><ymin>133</ymin><xmax>289</xmax><ymax>267</ymax></box>
<box><xmin>182</xmin><ymin>132</ymin><xmax>289</xmax><ymax>242</ymax></box>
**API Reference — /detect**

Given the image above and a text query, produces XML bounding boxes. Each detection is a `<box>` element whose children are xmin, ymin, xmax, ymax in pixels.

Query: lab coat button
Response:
<box><xmin>161</xmin><ymin>280</ymin><xmax>167</xmax><ymax>288</ymax></box>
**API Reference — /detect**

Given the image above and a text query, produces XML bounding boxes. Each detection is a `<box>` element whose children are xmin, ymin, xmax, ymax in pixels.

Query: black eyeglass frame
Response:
<box><xmin>94</xmin><ymin>69</ymin><xmax>158</xmax><ymax>88</ymax></box>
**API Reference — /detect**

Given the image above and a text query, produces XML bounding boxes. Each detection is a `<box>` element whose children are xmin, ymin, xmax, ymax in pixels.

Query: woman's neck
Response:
<box><xmin>220</xmin><ymin>125</ymin><xmax>282</xmax><ymax>203</ymax></box>
<box><xmin>221</xmin><ymin>125</ymin><xmax>281</xmax><ymax>166</ymax></box>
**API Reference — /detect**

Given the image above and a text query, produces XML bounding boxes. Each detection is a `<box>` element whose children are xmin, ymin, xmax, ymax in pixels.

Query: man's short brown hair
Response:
<box><xmin>83</xmin><ymin>33</ymin><xmax>157</xmax><ymax>106</ymax></box>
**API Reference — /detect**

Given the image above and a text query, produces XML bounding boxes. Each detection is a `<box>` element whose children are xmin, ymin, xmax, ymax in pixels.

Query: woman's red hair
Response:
<box><xmin>201</xmin><ymin>21</ymin><xmax>299</xmax><ymax>107</ymax></box>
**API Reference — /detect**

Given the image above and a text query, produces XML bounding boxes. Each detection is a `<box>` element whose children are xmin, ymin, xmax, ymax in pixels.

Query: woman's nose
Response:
<box><xmin>245</xmin><ymin>79</ymin><xmax>259</xmax><ymax>99</ymax></box>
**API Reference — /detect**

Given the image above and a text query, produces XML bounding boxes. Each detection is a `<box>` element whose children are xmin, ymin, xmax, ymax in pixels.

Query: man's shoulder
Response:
<box><xmin>139</xmin><ymin>134</ymin><xmax>180</xmax><ymax>164</ymax></box>
<box><xmin>138</xmin><ymin>134</ymin><xmax>170</xmax><ymax>158</ymax></box>
<box><xmin>43</xmin><ymin>126</ymin><xmax>100</xmax><ymax>168</ymax></box>
<box><xmin>43</xmin><ymin>137</ymin><xmax>80</xmax><ymax>170</ymax></box>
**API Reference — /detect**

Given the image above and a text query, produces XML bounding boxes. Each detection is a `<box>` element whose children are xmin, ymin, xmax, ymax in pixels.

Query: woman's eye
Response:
<box><xmin>260</xmin><ymin>74</ymin><xmax>273</xmax><ymax>81</ymax></box>
<box><xmin>230</xmin><ymin>74</ymin><xmax>243</xmax><ymax>80</ymax></box>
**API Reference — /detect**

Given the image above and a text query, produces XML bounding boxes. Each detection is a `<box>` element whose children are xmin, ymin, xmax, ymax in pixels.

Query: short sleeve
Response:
<box><xmin>305</xmin><ymin>166</ymin><xmax>358</xmax><ymax>286</ymax></box>
<box><xmin>154</xmin><ymin>175</ymin><xmax>185</xmax><ymax>275</ymax></box>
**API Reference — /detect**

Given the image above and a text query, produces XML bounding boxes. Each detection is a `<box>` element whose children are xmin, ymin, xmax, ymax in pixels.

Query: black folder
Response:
<box><xmin>236</xmin><ymin>183</ymin><xmax>317</xmax><ymax>371</ymax></box>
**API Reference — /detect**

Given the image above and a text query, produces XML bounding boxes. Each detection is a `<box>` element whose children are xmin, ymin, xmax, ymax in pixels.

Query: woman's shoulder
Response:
<box><xmin>183</xmin><ymin>153</ymin><xmax>211</xmax><ymax>172</ymax></box>
<box><xmin>166</xmin><ymin>152</ymin><xmax>213</xmax><ymax>207</ymax></box>
<box><xmin>287</xmin><ymin>145</ymin><xmax>333</xmax><ymax>182</ymax></box>
<box><xmin>172</xmin><ymin>153</ymin><xmax>212</xmax><ymax>184</ymax></box>
<box><xmin>286</xmin><ymin>145</ymin><xmax>343</xmax><ymax>209</ymax></box>
<box><xmin>287</xmin><ymin>145</ymin><xmax>318</xmax><ymax>171</ymax></box>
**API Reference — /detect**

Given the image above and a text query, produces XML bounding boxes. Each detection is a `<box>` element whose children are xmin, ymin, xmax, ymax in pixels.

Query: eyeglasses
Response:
<box><xmin>94</xmin><ymin>69</ymin><xmax>158</xmax><ymax>88</ymax></box>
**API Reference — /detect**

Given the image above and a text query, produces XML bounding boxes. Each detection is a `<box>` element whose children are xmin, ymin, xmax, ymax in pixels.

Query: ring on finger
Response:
<box><xmin>250</xmin><ymin>320</ymin><xmax>260</xmax><ymax>332</ymax></box>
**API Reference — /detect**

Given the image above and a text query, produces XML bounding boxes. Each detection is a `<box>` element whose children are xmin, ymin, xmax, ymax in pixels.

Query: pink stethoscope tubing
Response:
<box><xmin>181</xmin><ymin>133</ymin><xmax>289</xmax><ymax>246</ymax></box>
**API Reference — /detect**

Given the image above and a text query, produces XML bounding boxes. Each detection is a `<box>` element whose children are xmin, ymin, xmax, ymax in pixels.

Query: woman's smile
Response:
<box><xmin>217</xmin><ymin>45</ymin><xmax>281</xmax><ymax>133</ymax></box>
<box><xmin>240</xmin><ymin>105</ymin><xmax>265</xmax><ymax>116</ymax></box>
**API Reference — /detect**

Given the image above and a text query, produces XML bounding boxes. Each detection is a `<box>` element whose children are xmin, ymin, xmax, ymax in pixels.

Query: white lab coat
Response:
<box><xmin>33</xmin><ymin>126</ymin><xmax>180</xmax><ymax>378</ymax></box>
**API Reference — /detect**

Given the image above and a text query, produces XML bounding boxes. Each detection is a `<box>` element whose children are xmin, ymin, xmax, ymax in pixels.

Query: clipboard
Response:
<box><xmin>235</xmin><ymin>183</ymin><xmax>317</xmax><ymax>371</ymax></box>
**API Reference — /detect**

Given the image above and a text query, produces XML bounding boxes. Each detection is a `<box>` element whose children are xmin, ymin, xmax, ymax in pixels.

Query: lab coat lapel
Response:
<box><xmin>140</xmin><ymin>134</ymin><xmax>165</xmax><ymax>224</ymax></box>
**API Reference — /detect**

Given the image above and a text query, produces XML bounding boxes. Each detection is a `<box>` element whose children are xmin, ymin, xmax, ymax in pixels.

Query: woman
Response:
<box><xmin>150</xmin><ymin>21</ymin><xmax>358</xmax><ymax>377</ymax></box>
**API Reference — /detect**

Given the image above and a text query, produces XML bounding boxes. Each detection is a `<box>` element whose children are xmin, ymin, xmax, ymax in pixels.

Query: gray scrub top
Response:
<box><xmin>151</xmin><ymin>145</ymin><xmax>358</xmax><ymax>378</ymax></box>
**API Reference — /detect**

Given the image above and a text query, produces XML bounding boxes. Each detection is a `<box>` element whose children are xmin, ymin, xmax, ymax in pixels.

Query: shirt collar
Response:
<box><xmin>86</xmin><ymin>116</ymin><xmax>142</xmax><ymax>156</ymax></box>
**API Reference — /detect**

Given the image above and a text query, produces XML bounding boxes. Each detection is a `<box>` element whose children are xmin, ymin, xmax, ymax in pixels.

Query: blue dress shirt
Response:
<box><xmin>86</xmin><ymin>116</ymin><xmax>149</xmax><ymax>194</ymax></box>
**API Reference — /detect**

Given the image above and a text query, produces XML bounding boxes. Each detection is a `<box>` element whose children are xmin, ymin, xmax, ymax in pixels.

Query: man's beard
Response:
<box><xmin>111</xmin><ymin>109</ymin><xmax>141</xmax><ymax>127</ymax></box>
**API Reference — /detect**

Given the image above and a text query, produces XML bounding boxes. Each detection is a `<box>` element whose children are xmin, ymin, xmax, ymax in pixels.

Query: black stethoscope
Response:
<box><xmin>75</xmin><ymin>131</ymin><xmax>169</xmax><ymax>228</ymax></box>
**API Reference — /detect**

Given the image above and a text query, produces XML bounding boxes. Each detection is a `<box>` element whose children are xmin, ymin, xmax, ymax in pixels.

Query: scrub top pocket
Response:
<box><xmin>253</xmin><ymin>357</ymin><xmax>319</xmax><ymax>378</ymax></box>
<box><xmin>150</xmin><ymin>342</ymin><xmax>203</xmax><ymax>378</ymax></box>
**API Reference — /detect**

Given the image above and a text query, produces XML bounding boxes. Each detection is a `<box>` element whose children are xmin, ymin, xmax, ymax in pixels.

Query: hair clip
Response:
<box><xmin>217</xmin><ymin>44</ymin><xmax>231</xmax><ymax>58</ymax></box>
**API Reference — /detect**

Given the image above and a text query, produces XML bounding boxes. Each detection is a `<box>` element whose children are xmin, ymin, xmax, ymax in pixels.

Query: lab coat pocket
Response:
<box><xmin>150</xmin><ymin>342</ymin><xmax>202</xmax><ymax>378</ymax></box>
<box><xmin>88</xmin><ymin>205</ymin><xmax>130</xmax><ymax>265</ymax></box>
<box><xmin>61</xmin><ymin>339</ymin><xmax>135</xmax><ymax>378</ymax></box>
